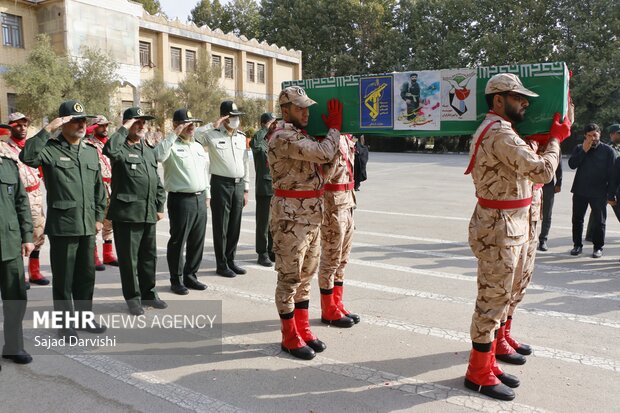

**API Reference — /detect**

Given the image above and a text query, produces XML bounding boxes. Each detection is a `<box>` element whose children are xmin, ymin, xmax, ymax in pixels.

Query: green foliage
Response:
<box><xmin>190</xmin><ymin>0</ymin><xmax>227</xmax><ymax>29</ymax></box>
<box><xmin>235</xmin><ymin>96</ymin><xmax>267</xmax><ymax>129</ymax></box>
<box><xmin>177</xmin><ymin>53</ymin><xmax>227</xmax><ymax>122</ymax></box>
<box><xmin>140</xmin><ymin>75</ymin><xmax>180</xmax><ymax>128</ymax></box>
<box><xmin>2</xmin><ymin>34</ymin><xmax>72</xmax><ymax>121</ymax></box>
<box><xmin>66</xmin><ymin>47</ymin><xmax>120</xmax><ymax>118</ymax></box>
<box><xmin>191</xmin><ymin>0</ymin><xmax>260</xmax><ymax>38</ymax></box>
<box><xmin>135</xmin><ymin>0</ymin><xmax>163</xmax><ymax>15</ymax></box>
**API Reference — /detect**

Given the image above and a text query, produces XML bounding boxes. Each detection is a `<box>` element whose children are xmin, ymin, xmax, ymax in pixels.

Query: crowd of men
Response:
<box><xmin>0</xmin><ymin>76</ymin><xmax>618</xmax><ymax>404</ymax></box>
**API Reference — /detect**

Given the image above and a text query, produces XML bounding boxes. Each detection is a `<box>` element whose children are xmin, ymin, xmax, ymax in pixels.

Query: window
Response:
<box><xmin>7</xmin><ymin>93</ymin><xmax>17</xmax><ymax>114</ymax></box>
<box><xmin>224</xmin><ymin>57</ymin><xmax>234</xmax><ymax>79</ymax></box>
<box><xmin>170</xmin><ymin>47</ymin><xmax>182</xmax><ymax>72</ymax></box>
<box><xmin>139</xmin><ymin>41</ymin><xmax>151</xmax><ymax>67</ymax></box>
<box><xmin>2</xmin><ymin>13</ymin><xmax>24</xmax><ymax>48</ymax></box>
<box><xmin>257</xmin><ymin>63</ymin><xmax>265</xmax><ymax>84</ymax></box>
<box><xmin>247</xmin><ymin>61</ymin><xmax>255</xmax><ymax>82</ymax></box>
<box><xmin>212</xmin><ymin>55</ymin><xmax>221</xmax><ymax>77</ymax></box>
<box><xmin>186</xmin><ymin>50</ymin><xmax>196</xmax><ymax>73</ymax></box>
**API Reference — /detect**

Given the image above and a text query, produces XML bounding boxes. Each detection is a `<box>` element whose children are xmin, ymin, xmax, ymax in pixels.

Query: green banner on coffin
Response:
<box><xmin>281</xmin><ymin>62</ymin><xmax>569</xmax><ymax>138</ymax></box>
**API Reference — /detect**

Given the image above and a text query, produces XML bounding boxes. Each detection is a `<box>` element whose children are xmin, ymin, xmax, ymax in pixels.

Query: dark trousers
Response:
<box><xmin>210</xmin><ymin>175</ymin><xmax>244</xmax><ymax>271</ymax></box>
<box><xmin>49</xmin><ymin>235</ymin><xmax>96</xmax><ymax>314</ymax></box>
<box><xmin>255</xmin><ymin>195</ymin><xmax>273</xmax><ymax>256</ymax></box>
<box><xmin>0</xmin><ymin>257</ymin><xmax>27</xmax><ymax>354</ymax></box>
<box><xmin>113</xmin><ymin>221</ymin><xmax>158</xmax><ymax>305</ymax></box>
<box><xmin>167</xmin><ymin>191</ymin><xmax>208</xmax><ymax>280</ymax></box>
<box><xmin>586</xmin><ymin>203</ymin><xmax>620</xmax><ymax>239</ymax></box>
<box><xmin>572</xmin><ymin>194</ymin><xmax>607</xmax><ymax>250</ymax></box>
<box><xmin>539</xmin><ymin>182</ymin><xmax>556</xmax><ymax>242</ymax></box>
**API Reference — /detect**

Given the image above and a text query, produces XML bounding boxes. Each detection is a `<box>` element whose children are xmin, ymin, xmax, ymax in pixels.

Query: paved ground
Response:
<box><xmin>1</xmin><ymin>152</ymin><xmax>619</xmax><ymax>413</ymax></box>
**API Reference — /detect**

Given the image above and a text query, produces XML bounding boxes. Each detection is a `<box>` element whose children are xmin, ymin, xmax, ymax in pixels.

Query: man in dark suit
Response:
<box><xmin>250</xmin><ymin>112</ymin><xmax>276</xmax><ymax>266</ymax></box>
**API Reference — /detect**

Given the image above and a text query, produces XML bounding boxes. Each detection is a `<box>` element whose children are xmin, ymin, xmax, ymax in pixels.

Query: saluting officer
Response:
<box><xmin>250</xmin><ymin>112</ymin><xmax>276</xmax><ymax>267</ymax></box>
<box><xmin>155</xmin><ymin>109</ymin><xmax>210</xmax><ymax>295</ymax></box>
<box><xmin>103</xmin><ymin>108</ymin><xmax>167</xmax><ymax>315</ymax></box>
<box><xmin>195</xmin><ymin>101</ymin><xmax>250</xmax><ymax>278</ymax></box>
<box><xmin>20</xmin><ymin>100</ymin><xmax>108</xmax><ymax>339</ymax></box>
<box><xmin>0</xmin><ymin>125</ymin><xmax>34</xmax><ymax>367</ymax></box>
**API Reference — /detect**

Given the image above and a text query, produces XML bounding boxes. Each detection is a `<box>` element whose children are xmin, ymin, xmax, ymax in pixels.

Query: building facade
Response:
<box><xmin>0</xmin><ymin>0</ymin><xmax>302</xmax><ymax>120</ymax></box>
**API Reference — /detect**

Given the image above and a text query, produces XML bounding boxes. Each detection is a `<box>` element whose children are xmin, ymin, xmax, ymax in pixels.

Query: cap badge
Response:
<box><xmin>73</xmin><ymin>103</ymin><xmax>84</xmax><ymax>113</ymax></box>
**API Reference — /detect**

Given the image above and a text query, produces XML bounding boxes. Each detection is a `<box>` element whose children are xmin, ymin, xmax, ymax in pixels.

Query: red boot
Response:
<box><xmin>294</xmin><ymin>301</ymin><xmax>326</xmax><ymax>353</ymax></box>
<box><xmin>280</xmin><ymin>313</ymin><xmax>315</xmax><ymax>360</ymax></box>
<box><xmin>103</xmin><ymin>241</ymin><xmax>119</xmax><ymax>266</ymax></box>
<box><xmin>320</xmin><ymin>288</ymin><xmax>354</xmax><ymax>328</ymax></box>
<box><xmin>334</xmin><ymin>282</ymin><xmax>360</xmax><ymax>324</ymax></box>
<box><xmin>495</xmin><ymin>322</ymin><xmax>526</xmax><ymax>365</ymax></box>
<box><xmin>490</xmin><ymin>339</ymin><xmax>520</xmax><ymax>388</ymax></box>
<box><xmin>28</xmin><ymin>257</ymin><xmax>50</xmax><ymax>285</ymax></box>
<box><xmin>505</xmin><ymin>317</ymin><xmax>532</xmax><ymax>355</ymax></box>
<box><xmin>464</xmin><ymin>345</ymin><xmax>515</xmax><ymax>400</ymax></box>
<box><xmin>94</xmin><ymin>248</ymin><xmax>105</xmax><ymax>271</ymax></box>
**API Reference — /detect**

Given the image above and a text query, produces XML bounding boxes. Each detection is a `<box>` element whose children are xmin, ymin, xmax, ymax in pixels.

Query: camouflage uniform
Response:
<box><xmin>467</xmin><ymin>113</ymin><xmax>560</xmax><ymax>344</ymax></box>
<box><xmin>319</xmin><ymin>135</ymin><xmax>356</xmax><ymax>289</ymax></box>
<box><xmin>5</xmin><ymin>140</ymin><xmax>45</xmax><ymax>251</ymax></box>
<box><xmin>84</xmin><ymin>135</ymin><xmax>113</xmax><ymax>241</ymax></box>
<box><xmin>269</xmin><ymin>121</ymin><xmax>340</xmax><ymax>315</ymax></box>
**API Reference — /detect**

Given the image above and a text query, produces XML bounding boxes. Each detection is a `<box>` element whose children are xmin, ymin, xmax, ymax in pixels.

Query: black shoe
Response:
<box><xmin>537</xmin><ymin>241</ymin><xmax>548</xmax><ymax>252</ymax></box>
<box><xmin>128</xmin><ymin>303</ymin><xmax>144</xmax><ymax>316</ymax></box>
<box><xmin>570</xmin><ymin>246</ymin><xmax>583</xmax><ymax>256</ymax></box>
<box><xmin>496</xmin><ymin>372</ymin><xmax>520</xmax><ymax>388</ymax></box>
<box><xmin>268</xmin><ymin>252</ymin><xmax>275</xmax><ymax>262</ymax></box>
<box><xmin>257</xmin><ymin>254</ymin><xmax>273</xmax><ymax>267</ymax></box>
<box><xmin>58</xmin><ymin>327</ymin><xmax>79</xmax><ymax>339</ymax></box>
<box><xmin>183</xmin><ymin>275</ymin><xmax>207</xmax><ymax>290</ymax></box>
<box><xmin>514</xmin><ymin>343</ymin><xmax>532</xmax><ymax>356</ymax></box>
<box><xmin>305</xmin><ymin>339</ymin><xmax>326</xmax><ymax>353</ymax></box>
<box><xmin>321</xmin><ymin>315</ymin><xmax>355</xmax><ymax>328</ymax></box>
<box><xmin>104</xmin><ymin>260</ymin><xmax>119</xmax><ymax>267</ymax></box>
<box><xmin>344</xmin><ymin>312</ymin><xmax>361</xmax><ymax>324</ymax></box>
<box><xmin>495</xmin><ymin>352</ymin><xmax>527</xmax><ymax>365</ymax></box>
<box><xmin>464</xmin><ymin>379</ymin><xmax>515</xmax><ymax>401</ymax></box>
<box><xmin>229</xmin><ymin>263</ymin><xmax>247</xmax><ymax>275</ymax></box>
<box><xmin>592</xmin><ymin>249</ymin><xmax>603</xmax><ymax>258</ymax></box>
<box><xmin>144</xmin><ymin>298</ymin><xmax>168</xmax><ymax>309</ymax></box>
<box><xmin>216</xmin><ymin>268</ymin><xmax>236</xmax><ymax>278</ymax></box>
<box><xmin>77</xmin><ymin>320</ymin><xmax>107</xmax><ymax>334</ymax></box>
<box><xmin>171</xmin><ymin>284</ymin><xmax>189</xmax><ymax>295</ymax></box>
<box><xmin>30</xmin><ymin>277</ymin><xmax>50</xmax><ymax>286</ymax></box>
<box><xmin>281</xmin><ymin>344</ymin><xmax>315</xmax><ymax>360</ymax></box>
<box><xmin>95</xmin><ymin>263</ymin><xmax>106</xmax><ymax>271</ymax></box>
<box><xmin>2</xmin><ymin>350</ymin><xmax>33</xmax><ymax>364</ymax></box>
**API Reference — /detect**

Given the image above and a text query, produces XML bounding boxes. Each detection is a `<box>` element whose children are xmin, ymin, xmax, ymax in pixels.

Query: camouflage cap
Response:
<box><xmin>278</xmin><ymin>86</ymin><xmax>317</xmax><ymax>108</ymax></box>
<box><xmin>90</xmin><ymin>115</ymin><xmax>110</xmax><ymax>126</ymax></box>
<box><xmin>484</xmin><ymin>73</ymin><xmax>539</xmax><ymax>97</ymax></box>
<box><xmin>7</xmin><ymin>112</ymin><xmax>30</xmax><ymax>123</ymax></box>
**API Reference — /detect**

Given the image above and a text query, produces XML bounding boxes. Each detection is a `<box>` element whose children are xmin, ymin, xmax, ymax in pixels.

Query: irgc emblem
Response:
<box><xmin>137</xmin><ymin>108</ymin><xmax>144</xmax><ymax>116</ymax></box>
<box><xmin>73</xmin><ymin>102</ymin><xmax>84</xmax><ymax>113</ymax></box>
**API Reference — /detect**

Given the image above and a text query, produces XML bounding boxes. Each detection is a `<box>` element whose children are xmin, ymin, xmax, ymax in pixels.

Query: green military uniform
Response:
<box><xmin>0</xmin><ymin>141</ymin><xmax>32</xmax><ymax>358</ymax></box>
<box><xmin>20</xmin><ymin>128</ymin><xmax>106</xmax><ymax>316</ymax></box>
<box><xmin>103</xmin><ymin>126</ymin><xmax>165</xmax><ymax>307</ymax></box>
<box><xmin>250</xmin><ymin>126</ymin><xmax>274</xmax><ymax>261</ymax></box>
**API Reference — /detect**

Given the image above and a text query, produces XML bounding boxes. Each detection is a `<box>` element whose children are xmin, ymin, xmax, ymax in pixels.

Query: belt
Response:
<box><xmin>274</xmin><ymin>188</ymin><xmax>324</xmax><ymax>198</ymax></box>
<box><xmin>477</xmin><ymin>197</ymin><xmax>532</xmax><ymax>209</ymax></box>
<box><xmin>26</xmin><ymin>181</ymin><xmax>40</xmax><ymax>193</ymax></box>
<box><xmin>169</xmin><ymin>190</ymin><xmax>205</xmax><ymax>196</ymax></box>
<box><xmin>102</xmin><ymin>177</ymin><xmax>111</xmax><ymax>183</ymax></box>
<box><xmin>212</xmin><ymin>174</ymin><xmax>242</xmax><ymax>183</ymax></box>
<box><xmin>324</xmin><ymin>181</ymin><xmax>355</xmax><ymax>191</ymax></box>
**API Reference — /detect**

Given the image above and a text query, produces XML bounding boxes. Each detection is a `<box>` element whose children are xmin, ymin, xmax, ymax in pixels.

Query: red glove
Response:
<box><xmin>526</xmin><ymin>133</ymin><xmax>550</xmax><ymax>146</ymax></box>
<box><xmin>549</xmin><ymin>112</ymin><xmax>571</xmax><ymax>142</ymax></box>
<box><xmin>321</xmin><ymin>98</ymin><xmax>343</xmax><ymax>131</ymax></box>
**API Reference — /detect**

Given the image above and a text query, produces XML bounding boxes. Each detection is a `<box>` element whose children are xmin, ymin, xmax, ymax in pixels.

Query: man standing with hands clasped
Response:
<box><xmin>20</xmin><ymin>100</ymin><xmax>108</xmax><ymax>339</ymax></box>
<box><xmin>464</xmin><ymin>73</ymin><xmax>571</xmax><ymax>400</ymax></box>
<box><xmin>104</xmin><ymin>107</ymin><xmax>167</xmax><ymax>315</ymax></box>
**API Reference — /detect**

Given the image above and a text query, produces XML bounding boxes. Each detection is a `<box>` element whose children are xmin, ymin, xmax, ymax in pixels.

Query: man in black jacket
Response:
<box><xmin>568</xmin><ymin>123</ymin><xmax>616</xmax><ymax>258</ymax></box>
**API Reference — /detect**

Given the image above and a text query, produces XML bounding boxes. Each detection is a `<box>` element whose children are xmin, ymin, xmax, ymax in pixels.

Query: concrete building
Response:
<box><xmin>0</xmin><ymin>0</ymin><xmax>302</xmax><ymax>120</ymax></box>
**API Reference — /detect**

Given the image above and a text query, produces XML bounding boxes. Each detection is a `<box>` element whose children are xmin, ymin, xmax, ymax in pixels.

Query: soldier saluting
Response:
<box><xmin>20</xmin><ymin>100</ymin><xmax>108</xmax><ymax>339</ymax></box>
